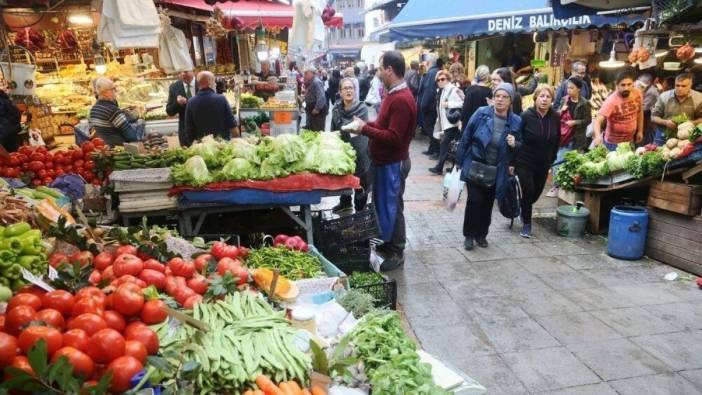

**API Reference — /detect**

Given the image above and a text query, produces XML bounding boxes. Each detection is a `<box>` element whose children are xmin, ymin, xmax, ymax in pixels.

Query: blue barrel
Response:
<box><xmin>607</xmin><ymin>206</ymin><xmax>649</xmax><ymax>260</ymax></box>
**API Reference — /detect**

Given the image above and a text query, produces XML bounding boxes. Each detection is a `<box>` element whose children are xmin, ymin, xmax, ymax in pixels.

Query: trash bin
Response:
<box><xmin>556</xmin><ymin>202</ymin><xmax>590</xmax><ymax>238</ymax></box>
<box><xmin>607</xmin><ymin>205</ymin><xmax>649</xmax><ymax>260</ymax></box>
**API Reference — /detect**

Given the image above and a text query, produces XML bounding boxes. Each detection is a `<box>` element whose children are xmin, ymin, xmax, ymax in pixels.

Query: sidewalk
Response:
<box><xmin>386</xmin><ymin>134</ymin><xmax>702</xmax><ymax>395</ymax></box>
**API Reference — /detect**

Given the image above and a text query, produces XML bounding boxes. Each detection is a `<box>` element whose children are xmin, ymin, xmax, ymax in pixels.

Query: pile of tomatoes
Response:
<box><xmin>0</xmin><ymin>282</ymin><xmax>166</xmax><ymax>392</ymax></box>
<box><xmin>0</xmin><ymin>138</ymin><xmax>107</xmax><ymax>187</ymax></box>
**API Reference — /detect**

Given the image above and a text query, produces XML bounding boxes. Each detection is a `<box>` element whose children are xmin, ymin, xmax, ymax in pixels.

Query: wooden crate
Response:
<box><xmin>646</xmin><ymin>208</ymin><xmax>702</xmax><ymax>276</ymax></box>
<box><xmin>647</xmin><ymin>181</ymin><xmax>702</xmax><ymax>216</ymax></box>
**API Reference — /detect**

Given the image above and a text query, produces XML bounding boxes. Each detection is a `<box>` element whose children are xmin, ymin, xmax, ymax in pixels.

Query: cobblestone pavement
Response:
<box><xmin>384</xmin><ymin>133</ymin><xmax>702</xmax><ymax>395</ymax></box>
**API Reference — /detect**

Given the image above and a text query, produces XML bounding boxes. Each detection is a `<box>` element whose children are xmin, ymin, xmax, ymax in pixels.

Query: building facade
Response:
<box><xmin>327</xmin><ymin>0</ymin><xmax>366</xmax><ymax>63</ymax></box>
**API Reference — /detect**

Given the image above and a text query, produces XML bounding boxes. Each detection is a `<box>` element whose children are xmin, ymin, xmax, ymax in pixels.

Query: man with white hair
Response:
<box><xmin>89</xmin><ymin>77</ymin><xmax>141</xmax><ymax>147</ymax></box>
<box><xmin>184</xmin><ymin>71</ymin><xmax>237</xmax><ymax>144</ymax></box>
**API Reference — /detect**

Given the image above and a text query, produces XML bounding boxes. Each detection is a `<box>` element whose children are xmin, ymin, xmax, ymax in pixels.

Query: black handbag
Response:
<box><xmin>447</xmin><ymin>107</ymin><xmax>462</xmax><ymax>124</ymax></box>
<box><xmin>467</xmin><ymin>161</ymin><xmax>497</xmax><ymax>188</ymax></box>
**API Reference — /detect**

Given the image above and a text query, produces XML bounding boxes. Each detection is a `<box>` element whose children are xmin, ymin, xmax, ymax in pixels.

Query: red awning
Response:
<box><xmin>160</xmin><ymin>0</ymin><xmax>343</xmax><ymax>29</ymax></box>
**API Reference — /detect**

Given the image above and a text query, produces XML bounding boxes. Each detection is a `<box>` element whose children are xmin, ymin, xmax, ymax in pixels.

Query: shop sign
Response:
<box><xmin>487</xmin><ymin>13</ymin><xmax>593</xmax><ymax>33</ymax></box>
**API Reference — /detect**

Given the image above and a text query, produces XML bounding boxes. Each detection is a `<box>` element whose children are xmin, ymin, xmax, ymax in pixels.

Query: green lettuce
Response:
<box><xmin>314</xmin><ymin>132</ymin><xmax>356</xmax><ymax>175</ymax></box>
<box><xmin>171</xmin><ymin>155</ymin><xmax>211</xmax><ymax>186</ymax></box>
<box><xmin>229</xmin><ymin>138</ymin><xmax>261</xmax><ymax>164</ymax></box>
<box><xmin>217</xmin><ymin>157</ymin><xmax>257</xmax><ymax>181</ymax></box>
<box><xmin>186</xmin><ymin>135</ymin><xmax>223</xmax><ymax>168</ymax></box>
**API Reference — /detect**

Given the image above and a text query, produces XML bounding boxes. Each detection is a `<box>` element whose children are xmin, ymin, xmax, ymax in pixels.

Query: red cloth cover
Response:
<box><xmin>170</xmin><ymin>173</ymin><xmax>360</xmax><ymax>195</ymax></box>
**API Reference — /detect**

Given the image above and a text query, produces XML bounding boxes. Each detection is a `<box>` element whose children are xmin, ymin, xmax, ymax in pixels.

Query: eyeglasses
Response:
<box><xmin>437</xmin><ymin>78</ymin><xmax>447</xmax><ymax>82</ymax></box>
<box><xmin>341</xmin><ymin>87</ymin><xmax>354</xmax><ymax>91</ymax></box>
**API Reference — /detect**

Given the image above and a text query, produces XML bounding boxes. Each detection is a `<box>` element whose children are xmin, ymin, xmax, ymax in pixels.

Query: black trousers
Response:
<box><xmin>339</xmin><ymin>189</ymin><xmax>368</xmax><ymax>209</ymax></box>
<box><xmin>515</xmin><ymin>165</ymin><xmax>549</xmax><ymax>225</ymax></box>
<box><xmin>434</xmin><ymin>127</ymin><xmax>460</xmax><ymax>169</ymax></box>
<box><xmin>463</xmin><ymin>182</ymin><xmax>496</xmax><ymax>239</ymax></box>
<box><xmin>306</xmin><ymin>111</ymin><xmax>327</xmax><ymax>131</ymax></box>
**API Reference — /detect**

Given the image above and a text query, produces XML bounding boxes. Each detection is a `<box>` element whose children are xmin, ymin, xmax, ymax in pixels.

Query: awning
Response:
<box><xmin>386</xmin><ymin>0</ymin><xmax>646</xmax><ymax>42</ymax></box>
<box><xmin>328</xmin><ymin>45</ymin><xmax>362</xmax><ymax>58</ymax></box>
<box><xmin>159</xmin><ymin>0</ymin><xmax>343</xmax><ymax>29</ymax></box>
<box><xmin>551</xmin><ymin>0</ymin><xmax>651</xmax><ymax>19</ymax></box>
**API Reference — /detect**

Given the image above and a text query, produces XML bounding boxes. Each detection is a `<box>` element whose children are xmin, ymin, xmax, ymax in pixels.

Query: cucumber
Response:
<box><xmin>36</xmin><ymin>186</ymin><xmax>64</xmax><ymax>199</ymax></box>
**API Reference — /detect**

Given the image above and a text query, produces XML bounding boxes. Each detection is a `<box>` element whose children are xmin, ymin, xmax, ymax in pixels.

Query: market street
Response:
<box><xmin>386</xmin><ymin>133</ymin><xmax>702</xmax><ymax>395</ymax></box>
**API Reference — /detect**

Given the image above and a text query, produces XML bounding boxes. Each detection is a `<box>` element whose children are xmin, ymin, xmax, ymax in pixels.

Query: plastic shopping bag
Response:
<box><xmin>443</xmin><ymin>167</ymin><xmax>465</xmax><ymax>211</ymax></box>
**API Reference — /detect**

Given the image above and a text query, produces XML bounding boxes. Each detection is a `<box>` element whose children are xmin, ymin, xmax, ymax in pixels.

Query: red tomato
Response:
<box><xmin>7</xmin><ymin>293</ymin><xmax>42</xmax><ymax>312</ymax></box>
<box><xmin>113</xmin><ymin>254</ymin><xmax>144</xmax><ymax>277</ymax></box>
<box><xmin>71</xmin><ymin>297</ymin><xmax>104</xmax><ymax>317</ymax></box>
<box><xmin>52</xmin><ymin>347</ymin><xmax>94</xmax><ymax>379</ymax></box>
<box><xmin>124</xmin><ymin>321</ymin><xmax>147</xmax><ymax>339</ymax></box>
<box><xmin>36</xmin><ymin>309</ymin><xmax>65</xmax><ymax>329</ymax></box>
<box><xmin>42</xmin><ymin>290</ymin><xmax>74</xmax><ymax>317</ymax></box>
<box><xmin>168</xmin><ymin>258</ymin><xmax>196</xmax><ymax>278</ymax></box>
<box><xmin>88</xmin><ymin>270</ymin><xmax>102</xmax><ymax>285</ymax></box>
<box><xmin>102</xmin><ymin>266</ymin><xmax>115</xmax><ymax>282</ymax></box>
<box><xmin>124</xmin><ymin>340</ymin><xmax>147</xmax><ymax>364</ymax></box>
<box><xmin>82</xmin><ymin>142</ymin><xmax>95</xmax><ymax>154</ymax></box>
<box><xmin>187</xmin><ymin>275</ymin><xmax>208</xmax><ymax>295</ymax></box>
<box><xmin>104</xmin><ymin>293</ymin><xmax>114</xmax><ymax>310</ymax></box>
<box><xmin>183</xmin><ymin>294</ymin><xmax>203</xmax><ymax>309</ymax></box>
<box><xmin>106</xmin><ymin>356</ymin><xmax>143</xmax><ymax>393</ymax></box>
<box><xmin>139</xmin><ymin>269</ymin><xmax>166</xmax><ymax>290</ymax></box>
<box><xmin>93</xmin><ymin>252</ymin><xmax>114</xmax><ymax>271</ymax></box>
<box><xmin>239</xmin><ymin>247</ymin><xmax>250</xmax><ymax>258</ymax></box>
<box><xmin>142</xmin><ymin>259</ymin><xmax>165</xmax><ymax>273</ymax></box>
<box><xmin>125</xmin><ymin>326</ymin><xmax>159</xmax><ymax>355</ymax></box>
<box><xmin>92</xmin><ymin>137</ymin><xmax>105</xmax><ymax>148</ymax></box>
<box><xmin>174</xmin><ymin>287</ymin><xmax>196</xmax><ymax>306</ymax></box>
<box><xmin>67</xmin><ymin>313</ymin><xmax>107</xmax><ymax>336</ymax></box>
<box><xmin>4</xmin><ymin>355</ymin><xmax>34</xmax><ymax>380</ymax></box>
<box><xmin>102</xmin><ymin>311</ymin><xmax>126</xmax><ymax>333</ymax></box>
<box><xmin>70</xmin><ymin>251</ymin><xmax>93</xmax><ymax>267</ymax></box>
<box><xmin>87</xmin><ymin>328</ymin><xmax>125</xmax><ymax>364</ymax></box>
<box><xmin>112</xmin><ymin>283</ymin><xmax>144</xmax><ymax>316</ymax></box>
<box><xmin>211</xmin><ymin>241</ymin><xmax>230</xmax><ymax>259</ymax></box>
<box><xmin>4</xmin><ymin>305</ymin><xmax>37</xmax><ymax>335</ymax></box>
<box><xmin>216</xmin><ymin>257</ymin><xmax>241</xmax><ymax>277</ymax></box>
<box><xmin>84</xmin><ymin>160</ymin><xmax>95</xmax><ymax>170</ymax></box>
<box><xmin>115</xmin><ymin>245</ymin><xmax>138</xmax><ymax>257</ymax></box>
<box><xmin>72</xmin><ymin>150</ymin><xmax>84</xmax><ymax>161</ymax></box>
<box><xmin>18</xmin><ymin>326</ymin><xmax>63</xmax><ymax>357</ymax></box>
<box><xmin>74</xmin><ymin>159</ymin><xmax>85</xmax><ymax>168</ymax></box>
<box><xmin>0</xmin><ymin>333</ymin><xmax>18</xmax><ymax>367</ymax></box>
<box><xmin>16</xmin><ymin>285</ymin><xmax>46</xmax><ymax>299</ymax></box>
<box><xmin>140</xmin><ymin>299</ymin><xmax>167</xmax><ymax>325</ymax></box>
<box><xmin>76</xmin><ymin>287</ymin><xmax>106</xmax><ymax>308</ymax></box>
<box><xmin>194</xmin><ymin>254</ymin><xmax>213</xmax><ymax>272</ymax></box>
<box><xmin>0</xmin><ymin>316</ymin><xmax>4</xmax><ymax>332</ymax></box>
<box><xmin>62</xmin><ymin>329</ymin><xmax>90</xmax><ymax>352</ymax></box>
<box><xmin>164</xmin><ymin>276</ymin><xmax>178</xmax><ymax>295</ymax></box>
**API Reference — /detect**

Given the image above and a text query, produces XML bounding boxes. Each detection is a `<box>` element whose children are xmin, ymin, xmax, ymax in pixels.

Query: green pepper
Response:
<box><xmin>0</xmin><ymin>249</ymin><xmax>15</xmax><ymax>261</ymax></box>
<box><xmin>4</xmin><ymin>222</ymin><xmax>31</xmax><ymax>238</ymax></box>
<box><xmin>20</xmin><ymin>242</ymin><xmax>44</xmax><ymax>256</ymax></box>
<box><xmin>16</xmin><ymin>229</ymin><xmax>41</xmax><ymax>241</ymax></box>
<box><xmin>1</xmin><ymin>238</ymin><xmax>23</xmax><ymax>254</ymax></box>
<box><xmin>11</xmin><ymin>278</ymin><xmax>26</xmax><ymax>292</ymax></box>
<box><xmin>0</xmin><ymin>256</ymin><xmax>15</xmax><ymax>269</ymax></box>
<box><xmin>2</xmin><ymin>263</ymin><xmax>22</xmax><ymax>279</ymax></box>
<box><xmin>0</xmin><ymin>225</ymin><xmax>5</xmax><ymax>235</ymax></box>
<box><xmin>0</xmin><ymin>277</ymin><xmax>9</xmax><ymax>287</ymax></box>
<box><xmin>18</xmin><ymin>255</ymin><xmax>41</xmax><ymax>270</ymax></box>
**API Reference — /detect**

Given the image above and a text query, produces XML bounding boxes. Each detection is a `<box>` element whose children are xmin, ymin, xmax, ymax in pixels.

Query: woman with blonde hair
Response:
<box><xmin>429</xmin><ymin>69</ymin><xmax>464</xmax><ymax>174</ymax></box>
<box><xmin>513</xmin><ymin>84</ymin><xmax>560</xmax><ymax>238</ymax></box>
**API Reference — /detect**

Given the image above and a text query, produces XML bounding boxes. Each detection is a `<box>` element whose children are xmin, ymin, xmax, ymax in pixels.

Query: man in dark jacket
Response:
<box><xmin>165</xmin><ymin>69</ymin><xmax>196</xmax><ymax>147</ymax></box>
<box><xmin>405</xmin><ymin>61</ymin><xmax>420</xmax><ymax>98</ymax></box>
<box><xmin>184</xmin><ymin>71</ymin><xmax>237</xmax><ymax>144</ymax></box>
<box><xmin>417</xmin><ymin>55</ymin><xmax>441</xmax><ymax>156</ymax></box>
<box><xmin>0</xmin><ymin>85</ymin><xmax>21</xmax><ymax>153</ymax></box>
<box><xmin>304</xmin><ymin>67</ymin><xmax>328</xmax><ymax>131</ymax></box>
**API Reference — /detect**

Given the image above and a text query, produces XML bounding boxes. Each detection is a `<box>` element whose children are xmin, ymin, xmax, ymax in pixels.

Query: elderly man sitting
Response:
<box><xmin>184</xmin><ymin>71</ymin><xmax>238</xmax><ymax>145</ymax></box>
<box><xmin>89</xmin><ymin>77</ymin><xmax>142</xmax><ymax>147</ymax></box>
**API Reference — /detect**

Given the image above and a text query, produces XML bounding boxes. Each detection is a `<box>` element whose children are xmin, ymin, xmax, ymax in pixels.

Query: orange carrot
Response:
<box><xmin>311</xmin><ymin>385</ymin><xmax>327</xmax><ymax>395</ymax></box>
<box><xmin>301</xmin><ymin>390</ymin><xmax>312</xmax><ymax>395</ymax></box>
<box><xmin>254</xmin><ymin>391</ymin><xmax>266</xmax><ymax>395</ymax></box>
<box><xmin>287</xmin><ymin>381</ymin><xmax>303</xmax><ymax>394</ymax></box>
<box><xmin>255</xmin><ymin>375</ymin><xmax>286</xmax><ymax>395</ymax></box>
<box><xmin>243</xmin><ymin>391</ymin><xmax>255</xmax><ymax>395</ymax></box>
<box><xmin>279</xmin><ymin>382</ymin><xmax>295</xmax><ymax>395</ymax></box>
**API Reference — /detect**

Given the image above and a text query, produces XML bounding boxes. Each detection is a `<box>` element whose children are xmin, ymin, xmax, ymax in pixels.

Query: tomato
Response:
<box><xmin>216</xmin><ymin>257</ymin><xmax>241</xmax><ymax>277</ymax></box>
<box><xmin>106</xmin><ymin>356</ymin><xmax>143</xmax><ymax>393</ymax></box>
<box><xmin>92</xmin><ymin>137</ymin><xmax>105</xmax><ymax>148</ymax></box>
<box><xmin>124</xmin><ymin>340</ymin><xmax>147</xmax><ymax>364</ymax></box>
<box><xmin>194</xmin><ymin>254</ymin><xmax>213</xmax><ymax>272</ymax></box>
<box><xmin>164</xmin><ymin>276</ymin><xmax>178</xmax><ymax>295</ymax></box>
<box><xmin>93</xmin><ymin>252</ymin><xmax>114</xmax><ymax>271</ymax></box>
<box><xmin>67</xmin><ymin>313</ymin><xmax>107</xmax><ymax>336</ymax></box>
<box><xmin>32</xmin><ymin>178</ymin><xmax>42</xmax><ymax>186</ymax></box>
<box><xmin>5</xmin><ymin>305</ymin><xmax>37</xmax><ymax>335</ymax></box>
<box><xmin>74</xmin><ymin>159</ymin><xmax>85</xmax><ymax>169</ymax></box>
<box><xmin>104</xmin><ymin>293</ymin><xmax>114</xmax><ymax>310</ymax></box>
<box><xmin>239</xmin><ymin>247</ymin><xmax>250</xmax><ymax>258</ymax></box>
<box><xmin>84</xmin><ymin>160</ymin><xmax>95</xmax><ymax>170</ymax></box>
<box><xmin>76</xmin><ymin>287</ymin><xmax>106</xmax><ymax>308</ymax></box>
<box><xmin>71</xmin><ymin>297</ymin><xmax>104</xmax><ymax>317</ymax></box>
<box><xmin>70</xmin><ymin>250</ymin><xmax>93</xmax><ymax>267</ymax></box>
<box><xmin>48</xmin><ymin>252</ymin><xmax>70</xmax><ymax>268</ymax></box>
<box><xmin>114</xmin><ymin>274</ymin><xmax>140</xmax><ymax>287</ymax></box>
<box><xmin>139</xmin><ymin>269</ymin><xmax>166</xmax><ymax>290</ymax></box>
<box><xmin>174</xmin><ymin>287</ymin><xmax>196</xmax><ymax>306</ymax></box>
<box><xmin>88</xmin><ymin>270</ymin><xmax>101</xmax><ymax>285</ymax></box>
<box><xmin>72</xmin><ymin>149</ymin><xmax>84</xmax><ymax>161</ymax></box>
<box><xmin>86</xmin><ymin>328</ymin><xmax>125</xmax><ymax>365</ymax></box>
<box><xmin>115</xmin><ymin>245</ymin><xmax>137</xmax><ymax>257</ymax></box>
<box><xmin>17</xmin><ymin>285</ymin><xmax>46</xmax><ymax>299</ymax></box>
<box><xmin>187</xmin><ymin>275</ymin><xmax>208</xmax><ymax>295</ymax></box>
<box><xmin>91</xmin><ymin>178</ymin><xmax>102</xmax><ymax>186</ymax></box>
<box><xmin>113</xmin><ymin>283</ymin><xmax>144</xmax><ymax>316</ymax></box>
<box><xmin>52</xmin><ymin>347</ymin><xmax>94</xmax><ymax>379</ymax></box>
<box><xmin>102</xmin><ymin>311</ymin><xmax>126</xmax><ymax>333</ymax></box>
<box><xmin>82</xmin><ymin>142</ymin><xmax>95</xmax><ymax>153</ymax></box>
<box><xmin>55</xmin><ymin>169</ymin><xmax>65</xmax><ymax>177</ymax></box>
<box><xmin>211</xmin><ymin>241</ymin><xmax>231</xmax><ymax>259</ymax></box>
<box><xmin>0</xmin><ymin>316</ymin><xmax>4</xmax><ymax>332</ymax></box>
<box><xmin>183</xmin><ymin>294</ymin><xmax>203</xmax><ymax>309</ymax></box>
<box><xmin>5</xmin><ymin>355</ymin><xmax>34</xmax><ymax>380</ymax></box>
<box><xmin>101</xmin><ymin>266</ymin><xmax>115</xmax><ymax>282</ymax></box>
<box><xmin>37</xmin><ymin>169</ymin><xmax>48</xmax><ymax>179</ymax></box>
<box><xmin>123</xmin><ymin>321</ymin><xmax>147</xmax><ymax>339</ymax></box>
<box><xmin>42</xmin><ymin>290</ymin><xmax>74</xmax><ymax>317</ymax></box>
<box><xmin>168</xmin><ymin>258</ymin><xmax>195</xmax><ymax>278</ymax></box>
<box><xmin>125</xmin><ymin>326</ymin><xmax>159</xmax><ymax>355</ymax></box>
<box><xmin>36</xmin><ymin>309</ymin><xmax>65</xmax><ymax>329</ymax></box>
<box><xmin>142</xmin><ymin>259</ymin><xmax>165</xmax><ymax>273</ymax></box>
<box><xmin>62</xmin><ymin>329</ymin><xmax>90</xmax><ymax>352</ymax></box>
<box><xmin>113</xmin><ymin>254</ymin><xmax>144</xmax><ymax>277</ymax></box>
<box><xmin>7</xmin><ymin>293</ymin><xmax>42</xmax><ymax>312</ymax></box>
<box><xmin>0</xmin><ymin>333</ymin><xmax>18</xmax><ymax>367</ymax></box>
<box><xmin>18</xmin><ymin>326</ymin><xmax>63</xmax><ymax>357</ymax></box>
<box><xmin>140</xmin><ymin>299</ymin><xmax>167</xmax><ymax>325</ymax></box>
<box><xmin>136</xmin><ymin>250</ymin><xmax>154</xmax><ymax>261</ymax></box>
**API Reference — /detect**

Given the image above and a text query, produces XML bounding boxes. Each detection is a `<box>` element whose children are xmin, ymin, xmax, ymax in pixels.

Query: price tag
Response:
<box><xmin>273</xmin><ymin>111</ymin><xmax>294</xmax><ymax>124</ymax></box>
<box><xmin>48</xmin><ymin>266</ymin><xmax>58</xmax><ymax>280</ymax></box>
<box><xmin>21</xmin><ymin>268</ymin><xmax>55</xmax><ymax>292</ymax></box>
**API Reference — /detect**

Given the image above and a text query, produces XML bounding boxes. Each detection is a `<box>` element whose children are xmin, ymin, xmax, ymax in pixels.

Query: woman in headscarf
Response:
<box><xmin>491</xmin><ymin>67</ymin><xmax>523</xmax><ymax>115</ymax></box>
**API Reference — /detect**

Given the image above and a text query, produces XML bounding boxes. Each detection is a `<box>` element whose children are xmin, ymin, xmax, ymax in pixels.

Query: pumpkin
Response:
<box><xmin>252</xmin><ymin>268</ymin><xmax>299</xmax><ymax>301</ymax></box>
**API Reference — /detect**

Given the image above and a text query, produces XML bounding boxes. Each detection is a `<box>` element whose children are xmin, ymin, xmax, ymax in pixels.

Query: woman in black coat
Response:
<box><xmin>0</xmin><ymin>88</ymin><xmax>21</xmax><ymax>153</ymax></box>
<box><xmin>513</xmin><ymin>84</ymin><xmax>560</xmax><ymax>238</ymax></box>
<box><xmin>326</xmin><ymin>69</ymin><xmax>341</xmax><ymax>107</ymax></box>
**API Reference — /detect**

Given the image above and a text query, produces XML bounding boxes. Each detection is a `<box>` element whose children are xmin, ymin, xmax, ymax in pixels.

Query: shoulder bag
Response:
<box><xmin>467</xmin><ymin>161</ymin><xmax>497</xmax><ymax>188</ymax></box>
<box><xmin>446</xmin><ymin>86</ymin><xmax>462</xmax><ymax>124</ymax></box>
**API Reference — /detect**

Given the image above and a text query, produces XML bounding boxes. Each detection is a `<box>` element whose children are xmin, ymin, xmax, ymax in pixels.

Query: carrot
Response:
<box><xmin>287</xmin><ymin>381</ymin><xmax>303</xmax><ymax>394</ymax></box>
<box><xmin>311</xmin><ymin>385</ymin><xmax>327</xmax><ymax>395</ymax></box>
<box><xmin>255</xmin><ymin>375</ymin><xmax>286</xmax><ymax>395</ymax></box>
<box><xmin>243</xmin><ymin>391</ymin><xmax>255</xmax><ymax>395</ymax></box>
<box><xmin>301</xmin><ymin>390</ymin><xmax>312</xmax><ymax>395</ymax></box>
<box><xmin>254</xmin><ymin>391</ymin><xmax>266</xmax><ymax>395</ymax></box>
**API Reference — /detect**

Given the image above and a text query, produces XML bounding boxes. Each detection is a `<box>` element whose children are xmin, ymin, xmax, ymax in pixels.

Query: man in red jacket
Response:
<box><xmin>347</xmin><ymin>51</ymin><xmax>417</xmax><ymax>271</ymax></box>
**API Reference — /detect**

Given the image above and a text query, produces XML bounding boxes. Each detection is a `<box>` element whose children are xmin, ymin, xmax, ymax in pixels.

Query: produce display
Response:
<box><xmin>241</xmin><ymin>93</ymin><xmax>265</xmax><ymax>109</ymax></box>
<box><xmin>0</xmin><ymin>222</ymin><xmax>49</xmax><ymax>291</ymax></box>
<box><xmin>105</xmin><ymin>148</ymin><xmax>187</xmax><ymax>171</ymax></box>
<box><xmin>261</xmin><ymin>97</ymin><xmax>298</xmax><ymax>110</ymax></box>
<box><xmin>246</xmin><ymin>246</ymin><xmax>323</xmax><ymax>281</ymax></box>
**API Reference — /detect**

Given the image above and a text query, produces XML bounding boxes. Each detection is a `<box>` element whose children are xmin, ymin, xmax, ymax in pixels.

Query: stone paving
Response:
<box><xmin>385</xmin><ymin>134</ymin><xmax>702</xmax><ymax>395</ymax></box>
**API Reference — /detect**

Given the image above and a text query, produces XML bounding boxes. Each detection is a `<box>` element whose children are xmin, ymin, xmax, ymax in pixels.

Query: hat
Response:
<box><xmin>494</xmin><ymin>82</ymin><xmax>514</xmax><ymax>102</ymax></box>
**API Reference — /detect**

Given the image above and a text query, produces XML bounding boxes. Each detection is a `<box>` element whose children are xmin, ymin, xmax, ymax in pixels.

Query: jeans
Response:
<box><xmin>434</xmin><ymin>127</ymin><xmax>460</xmax><ymax>170</ymax></box>
<box><xmin>552</xmin><ymin>142</ymin><xmax>573</xmax><ymax>187</ymax></box>
<box><xmin>603</xmin><ymin>140</ymin><xmax>618</xmax><ymax>151</ymax></box>
<box><xmin>463</xmin><ymin>182</ymin><xmax>496</xmax><ymax>239</ymax></box>
<box><xmin>372</xmin><ymin>158</ymin><xmax>411</xmax><ymax>255</ymax></box>
<box><xmin>653</xmin><ymin>128</ymin><xmax>667</xmax><ymax>146</ymax></box>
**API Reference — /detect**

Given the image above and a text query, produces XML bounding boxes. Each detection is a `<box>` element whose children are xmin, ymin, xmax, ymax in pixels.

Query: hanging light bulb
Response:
<box><xmin>94</xmin><ymin>54</ymin><xmax>107</xmax><ymax>74</ymax></box>
<box><xmin>68</xmin><ymin>13</ymin><xmax>93</xmax><ymax>26</ymax></box>
<box><xmin>694</xmin><ymin>57</ymin><xmax>702</xmax><ymax>64</ymax></box>
<box><xmin>599</xmin><ymin>48</ymin><xmax>625</xmax><ymax>69</ymax></box>
<box><xmin>254</xmin><ymin>22</ymin><xmax>269</xmax><ymax>62</ymax></box>
<box><xmin>655</xmin><ymin>49</ymin><xmax>669</xmax><ymax>58</ymax></box>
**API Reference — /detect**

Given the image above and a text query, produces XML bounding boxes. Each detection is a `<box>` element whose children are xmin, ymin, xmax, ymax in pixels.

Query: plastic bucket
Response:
<box><xmin>607</xmin><ymin>205</ymin><xmax>649</xmax><ymax>260</ymax></box>
<box><xmin>556</xmin><ymin>204</ymin><xmax>590</xmax><ymax>238</ymax></box>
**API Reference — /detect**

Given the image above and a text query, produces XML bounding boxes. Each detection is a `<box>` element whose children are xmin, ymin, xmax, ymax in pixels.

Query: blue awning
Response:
<box><xmin>551</xmin><ymin>1</ymin><xmax>651</xmax><ymax>19</ymax></box>
<box><xmin>386</xmin><ymin>0</ymin><xmax>646</xmax><ymax>42</ymax></box>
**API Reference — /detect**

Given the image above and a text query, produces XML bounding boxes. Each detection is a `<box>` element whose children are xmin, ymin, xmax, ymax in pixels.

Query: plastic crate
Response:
<box><xmin>351</xmin><ymin>274</ymin><xmax>397</xmax><ymax>310</ymax></box>
<box><xmin>308</xmin><ymin>246</ymin><xmax>346</xmax><ymax>278</ymax></box>
<box><xmin>320</xmin><ymin>241</ymin><xmax>371</xmax><ymax>274</ymax></box>
<box><xmin>314</xmin><ymin>205</ymin><xmax>380</xmax><ymax>251</ymax></box>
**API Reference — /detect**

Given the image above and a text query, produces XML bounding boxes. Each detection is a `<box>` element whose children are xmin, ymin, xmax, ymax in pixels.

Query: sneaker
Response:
<box><xmin>520</xmin><ymin>224</ymin><xmax>532</xmax><ymax>238</ymax></box>
<box><xmin>546</xmin><ymin>187</ymin><xmax>559</xmax><ymax>198</ymax></box>
<box><xmin>476</xmin><ymin>237</ymin><xmax>488</xmax><ymax>248</ymax></box>
<box><xmin>428</xmin><ymin>167</ymin><xmax>442</xmax><ymax>175</ymax></box>
<box><xmin>380</xmin><ymin>254</ymin><xmax>405</xmax><ymax>271</ymax></box>
<box><xmin>463</xmin><ymin>237</ymin><xmax>474</xmax><ymax>251</ymax></box>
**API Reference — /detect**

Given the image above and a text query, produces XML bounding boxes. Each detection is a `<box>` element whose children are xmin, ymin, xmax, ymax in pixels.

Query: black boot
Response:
<box><xmin>476</xmin><ymin>237</ymin><xmax>488</xmax><ymax>248</ymax></box>
<box><xmin>464</xmin><ymin>237</ymin><xmax>474</xmax><ymax>251</ymax></box>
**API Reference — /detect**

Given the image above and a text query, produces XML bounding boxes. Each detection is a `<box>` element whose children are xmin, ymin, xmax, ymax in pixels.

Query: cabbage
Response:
<box><xmin>187</xmin><ymin>135</ymin><xmax>223</xmax><ymax>167</ymax></box>
<box><xmin>171</xmin><ymin>155</ymin><xmax>211</xmax><ymax>186</ymax></box>
<box><xmin>314</xmin><ymin>132</ymin><xmax>356</xmax><ymax>175</ymax></box>
<box><xmin>217</xmin><ymin>158</ymin><xmax>257</xmax><ymax>181</ymax></box>
<box><xmin>606</xmin><ymin>150</ymin><xmax>634</xmax><ymax>172</ymax></box>
<box><xmin>229</xmin><ymin>138</ymin><xmax>261</xmax><ymax>164</ymax></box>
<box><xmin>270</xmin><ymin>134</ymin><xmax>307</xmax><ymax>164</ymax></box>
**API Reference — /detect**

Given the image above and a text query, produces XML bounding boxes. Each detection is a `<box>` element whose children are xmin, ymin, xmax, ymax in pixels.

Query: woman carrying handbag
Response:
<box><xmin>429</xmin><ymin>70</ymin><xmax>464</xmax><ymax>175</ymax></box>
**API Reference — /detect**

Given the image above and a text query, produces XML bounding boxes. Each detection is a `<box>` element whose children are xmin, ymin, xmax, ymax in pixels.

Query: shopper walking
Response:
<box><xmin>165</xmin><ymin>69</ymin><xmax>196</xmax><ymax>146</ymax></box>
<box><xmin>429</xmin><ymin>70</ymin><xmax>464</xmax><ymax>175</ymax></box>
<box><xmin>418</xmin><ymin>54</ymin><xmax>441</xmax><ymax>157</ymax></box>
<box><xmin>331</xmin><ymin>78</ymin><xmax>370</xmax><ymax>212</ymax></box>
<box><xmin>491</xmin><ymin>67</ymin><xmax>523</xmax><ymax>115</ymax></box>
<box><xmin>593</xmin><ymin>69</ymin><xmax>644</xmax><ymax>149</ymax></box>
<box><xmin>460</xmin><ymin>65</ymin><xmax>493</xmax><ymax>127</ymax></box>
<box><xmin>346</xmin><ymin>51</ymin><xmax>417</xmax><ymax>271</ymax></box>
<box><xmin>514</xmin><ymin>84</ymin><xmax>560</xmax><ymax>238</ymax></box>
<box><xmin>326</xmin><ymin>69</ymin><xmax>341</xmax><ymax>108</ymax></box>
<box><xmin>554</xmin><ymin>61</ymin><xmax>591</xmax><ymax>105</ymax></box>
<box><xmin>405</xmin><ymin>60</ymin><xmax>420</xmax><ymax>98</ymax></box>
<box><xmin>457</xmin><ymin>83</ymin><xmax>521</xmax><ymax>250</ymax></box>
<box><xmin>303</xmin><ymin>66</ymin><xmax>328</xmax><ymax>132</ymax></box>
<box><xmin>184</xmin><ymin>71</ymin><xmax>238</xmax><ymax>144</ymax></box>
